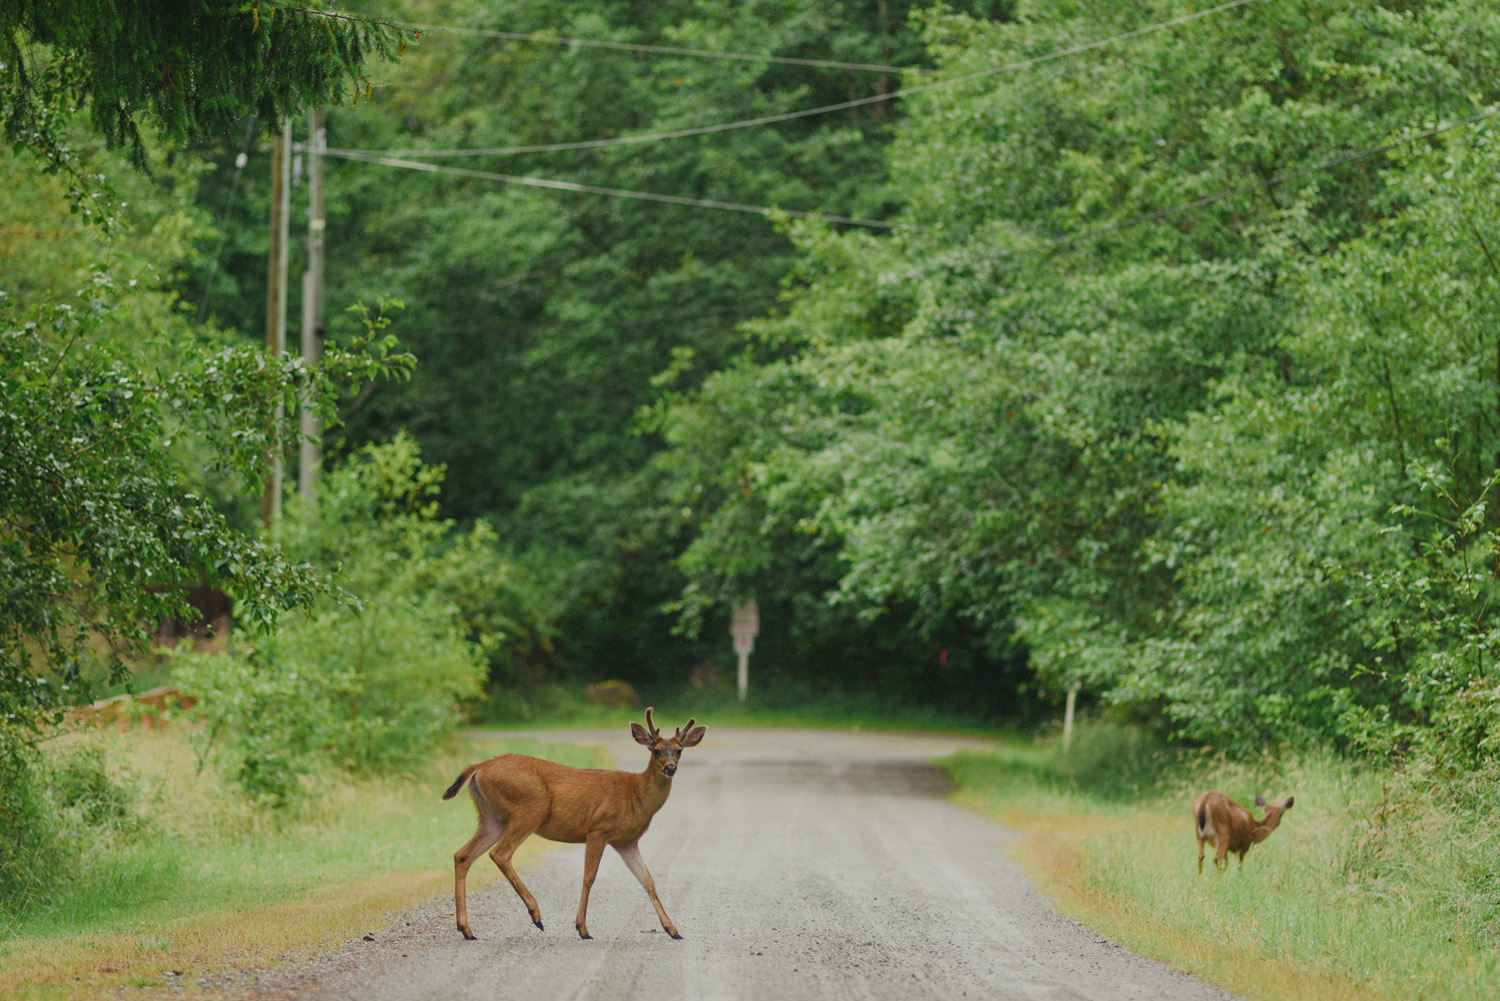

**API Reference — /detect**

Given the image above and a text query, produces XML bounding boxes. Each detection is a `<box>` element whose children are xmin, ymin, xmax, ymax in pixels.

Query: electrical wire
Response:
<box><xmin>397</xmin><ymin>21</ymin><xmax>935</xmax><ymax>75</ymax></box>
<box><xmin>321</xmin><ymin>150</ymin><xmax>896</xmax><ymax>228</ymax></box>
<box><xmin>323</xmin><ymin>99</ymin><xmax>1495</xmax><ymax>239</ymax></box>
<box><xmin>332</xmin><ymin>0</ymin><xmax>1259</xmax><ymax>160</ymax></box>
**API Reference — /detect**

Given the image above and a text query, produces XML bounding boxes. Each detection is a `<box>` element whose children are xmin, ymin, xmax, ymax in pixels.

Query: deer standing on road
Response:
<box><xmin>443</xmin><ymin>708</ymin><xmax>707</xmax><ymax>940</ymax></box>
<box><xmin>1193</xmin><ymin>790</ymin><xmax>1294</xmax><ymax>872</ymax></box>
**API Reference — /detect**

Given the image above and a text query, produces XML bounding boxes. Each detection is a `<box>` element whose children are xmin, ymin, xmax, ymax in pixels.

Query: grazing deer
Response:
<box><xmin>443</xmin><ymin>708</ymin><xmax>707</xmax><ymax>940</ymax></box>
<box><xmin>1193</xmin><ymin>790</ymin><xmax>1294</xmax><ymax>872</ymax></box>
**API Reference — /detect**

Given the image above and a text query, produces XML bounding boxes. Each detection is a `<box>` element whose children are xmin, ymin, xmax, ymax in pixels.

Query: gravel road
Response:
<box><xmin>268</xmin><ymin>726</ymin><xmax>1233</xmax><ymax>1001</ymax></box>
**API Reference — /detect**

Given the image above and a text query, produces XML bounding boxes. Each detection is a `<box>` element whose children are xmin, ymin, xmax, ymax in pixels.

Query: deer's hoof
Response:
<box><xmin>670</xmin><ymin>932</ymin><xmax>683</xmax><ymax>940</ymax></box>
<box><xmin>533</xmin><ymin>919</ymin><xmax>544</xmax><ymax>931</ymax></box>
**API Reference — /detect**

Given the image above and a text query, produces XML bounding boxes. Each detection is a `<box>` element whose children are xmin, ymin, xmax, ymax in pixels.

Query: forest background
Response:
<box><xmin>5</xmin><ymin>0</ymin><xmax>1500</xmax><ymax>977</ymax></box>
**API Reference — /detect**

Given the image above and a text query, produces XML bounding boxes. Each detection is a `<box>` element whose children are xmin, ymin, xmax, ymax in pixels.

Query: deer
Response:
<box><xmin>1193</xmin><ymin>790</ymin><xmax>1294</xmax><ymax>873</ymax></box>
<box><xmin>442</xmin><ymin>708</ymin><xmax>706</xmax><ymax>941</ymax></box>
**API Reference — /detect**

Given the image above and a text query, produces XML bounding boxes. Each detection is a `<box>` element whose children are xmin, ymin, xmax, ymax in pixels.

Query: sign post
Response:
<box><xmin>730</xmin><ymin>601</ymin><xmax>759</xmax><ymax>703</ymax></box>
<box><xmin>1063</xmin><ymin>680</ymin><xmax>1081</xmax><ymax>752</ymax></box>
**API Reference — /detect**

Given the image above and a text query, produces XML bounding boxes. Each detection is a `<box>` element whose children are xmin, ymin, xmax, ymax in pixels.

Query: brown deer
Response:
<box><xmin>1193</xmin><ymin>790</ymin><xmax>1294</xmax><ymax>872</ymax></box>
<box><xmin>443</xmin><ymin>708</ymin><xmax>706</xmax><ymax>940</ymax></box>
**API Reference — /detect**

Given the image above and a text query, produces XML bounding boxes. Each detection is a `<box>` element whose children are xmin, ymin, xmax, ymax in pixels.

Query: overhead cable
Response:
<box><xmin>322</xmin><ymin>150</ymin><xmax>895</xmax><ymax>228</ymax></box>
<box><xmin>333</xmin><ymin>0</ymin><xmax>1259</xmax><ymax>160</ymax></box>
<box><xmin>398</xmin><ymin>21</ymin><xmax>935</xmax><ymax>75</ymax></box>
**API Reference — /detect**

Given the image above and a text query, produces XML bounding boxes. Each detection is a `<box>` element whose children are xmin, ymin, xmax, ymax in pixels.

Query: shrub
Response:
<box><xmin>177</xmin><ymin>435</ymin><xmax>510</xmax><ymax>804</ymax></box>
<box><xmin>0</xmin><ymin>745</ymin><xmax>60</xmax><ymax>918</ymax></box>
<box><xmin>0</xmin><ymin>732</ymin><xmax>142</xmax><ymax>922</ymax></box>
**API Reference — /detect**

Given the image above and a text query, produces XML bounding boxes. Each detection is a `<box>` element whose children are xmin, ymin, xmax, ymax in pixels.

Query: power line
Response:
<box><xmin>333</xmin><ymin>0</ymin><xmax>1259</xmax><ymax>160</ymax></box>
<box><xmin>398</xmin><ymin>21</ymin><xmax>936</xmax><ymax>75</ymax></box>
<box><xmin>321</xmin><ymin>150</ymin><xmax>895</xmax><ymax>228</ymax></box>
<box><xmin>322</xmin><ymin>87</ymin><xmax>1481</xmax><ymax>242</ymax></box>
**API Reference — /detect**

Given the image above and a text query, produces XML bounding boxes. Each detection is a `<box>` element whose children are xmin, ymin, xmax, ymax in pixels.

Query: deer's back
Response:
<box><xmin>1194</xmin><ymin>790</ymin><xmax>1254</xmax><ymax>848</ymax></box>
<box><xmin>470</xmin><ymin>754</ymin><xmax>655</xmax><ymax>845</ymax></box>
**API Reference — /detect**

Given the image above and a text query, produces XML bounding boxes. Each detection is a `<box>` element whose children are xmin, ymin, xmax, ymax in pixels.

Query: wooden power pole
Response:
<box><xmin>298</xmin><ymin>108</ymin><xmax>326</xmax><ymax>503</ymax></box>
<box><xmin>263</xmin><ymin>120</ymin><xmax>291</xmax><ymax>528</ymax></box>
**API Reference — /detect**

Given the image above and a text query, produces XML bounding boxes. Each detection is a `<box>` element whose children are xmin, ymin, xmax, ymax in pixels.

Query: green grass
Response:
<box><xmin>943</xmin><ymin>724</ymin><xmax>1500</xmax><ymax>1001</ymax></box>
<box><xmin>6</xmin><ymin>732</ymin><xmax>608</xmax><ymax>942</ymax></box>
<box><xmin>475</xmin><ymin>680</ymin><xmax>1002</xmax><ymax>735</ymax></box>
<box><xmin>0</xmin><ymin>729</ymin><xmax>609</xmax><ymax>997</ymax></box>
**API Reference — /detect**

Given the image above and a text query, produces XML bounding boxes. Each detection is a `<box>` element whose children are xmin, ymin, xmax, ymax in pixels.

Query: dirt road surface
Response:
<box><xmin>270</xmin><ymin>727</ymin><xmax>1233</xmax><ymax>1001</ymax></box>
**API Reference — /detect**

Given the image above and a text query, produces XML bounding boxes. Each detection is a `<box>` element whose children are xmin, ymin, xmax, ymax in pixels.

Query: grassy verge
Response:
<box><xmin>943</xmin><ymin>725</ymin><xmax>1500</xmax><ymax>1001</ymax></box>
<box><xmin>0</xmin><ymin>729</ymin><xmax>608</xmax><ymax>999</ymax></box>
<box><xmin>476</xmin><ymin>681</ymin><xmax>1001</xmax><ymax>735</ymax></box>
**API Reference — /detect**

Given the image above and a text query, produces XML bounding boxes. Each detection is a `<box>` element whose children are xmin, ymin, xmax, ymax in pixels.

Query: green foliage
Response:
<box><xmin>654</xmin><ymin>0</ymin><xmax>1500</xmax><ymax>762</ymax></box>
<box><xmin>0</xmin><ymin>266</ymin><xmax>413</xmax><ymax>751</ymax></box>
<box><xmin>0</xmin><ymin>734</ymin><xmax>142</xmax><ymax>924</ymax></box>
<box><xmin>1</xmin><ymin>1</ymin><xmax>415</xmax><ymax>225</ymax></box>
<box><xmin>0</xmin><ymin>745</ymin><xmax>60</xmax><ymax>917</ymax></box>
<box><xmin>180</xmin><ymin>0</ymin><xmax>1013</xmax><ymax>696</ymax></box>
<box><xmin>178</xmin><ymin>436</ymin><xmax>506</xmax><ymax>805</ymax></box>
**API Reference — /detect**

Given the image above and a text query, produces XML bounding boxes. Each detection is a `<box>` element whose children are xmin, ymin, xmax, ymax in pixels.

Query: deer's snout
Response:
<box><xmin>663</xmin><ymin>762</ymin><xmax>678</xmax><ymax>777</ymax></box>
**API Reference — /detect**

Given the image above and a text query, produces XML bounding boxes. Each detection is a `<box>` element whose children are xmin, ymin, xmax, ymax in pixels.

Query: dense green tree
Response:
<box><xmin>0</xmin><ymin>160</ymin><xmax>412</xmax><ymax>747</ymax></box>
<box><xmin>656</xmin><ymin>0</ymin><xmax>1500</xmax><ymax>751</ymax></box>
<box><xmin>0</xmin><ymin>0</ymin><xmax>420</xmax><ymax>744</ymax></box>
<box><xmin>2</xmin><ymin>2</ymin><xmax>412</xmax><ymax>172</ymax></box>
<box><xmin>180</xmin><ymin>0</ymin><xmax>1015</xmax><ymax>695</ymax></box>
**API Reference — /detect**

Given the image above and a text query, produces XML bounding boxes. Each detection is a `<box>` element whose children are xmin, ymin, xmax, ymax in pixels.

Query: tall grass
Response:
<box><xmin>944</xmin><ymin>724</ymin><xmax>1500</xmax><ymax>1001</ymax></box>
<box><xmin>0</xmin><ymin>727</ymin><xmax>609</xmax><ymax>996</ymax></box>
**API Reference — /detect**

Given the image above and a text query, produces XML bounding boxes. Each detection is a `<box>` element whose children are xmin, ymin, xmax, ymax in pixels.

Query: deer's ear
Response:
<box><xmin>1254</xmin><ymin>793</ymin><xmax>1267</xmax><ymax>808</ymax></box>
<box><xmin>680</xmin><ymin>725</ymin><xmax>707</xmax><ymax>748</ymax></box>
<box><xmin>631</xmin><ymin>722</ymin><xmax>653</xmax><ymax>745</ymax></box>
<box><xmin>1284</xmin><ymin>796</ymin><xmax>1295</xmax><ymax>809</ymax></box>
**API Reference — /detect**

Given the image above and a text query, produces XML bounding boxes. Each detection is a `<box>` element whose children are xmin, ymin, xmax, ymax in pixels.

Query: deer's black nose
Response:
<box><xmin>664</xmin><ymin>763</ymin><xmax>677</xmax><ymax>777</ymax></box>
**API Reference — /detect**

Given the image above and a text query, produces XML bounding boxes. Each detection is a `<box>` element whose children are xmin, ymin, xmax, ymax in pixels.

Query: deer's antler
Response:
<box><xmin>675</xmin><ymin>717</ymin><xmax>696</xmax><ymax>739</ymax></box>
<box><xmin>644</xmin><ymin>706</ymin><xmax>659</xmax><ymax>739</ymax></box>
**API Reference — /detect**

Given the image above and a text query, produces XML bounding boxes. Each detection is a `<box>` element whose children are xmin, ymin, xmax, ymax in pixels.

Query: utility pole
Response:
<box><xmin>262</xmin><ymin>119</ymin><xmax>291</xmax><ymax>528</ymax></box>
<box><xmin>298</xmin><ymin>108</ymin><xmax>326</xmax><ymax>502</ymax></box>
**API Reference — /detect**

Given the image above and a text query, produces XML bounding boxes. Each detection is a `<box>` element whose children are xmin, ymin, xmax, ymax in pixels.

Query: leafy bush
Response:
<box><xmin>0</xmin><ymin>746</ymin><xmax>60</xmax><ymax>918</ymax></box>
<box><xmin>178</xmin><ymin>435</ymin><xmax>530</xmax><ymax>804</ymax></box>
<box><xmin>0</xmin><ymin>734</ymin><xmax>142</xmax><ymax>923</ymax></box>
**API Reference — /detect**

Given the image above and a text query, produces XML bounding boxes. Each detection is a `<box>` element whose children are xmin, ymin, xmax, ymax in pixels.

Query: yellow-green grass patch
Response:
<box><xmin>945</xmin><ymin>737</ymin><xmax>1500</xmax><ymax>1001</ymax></box>
<box><xmin>1</xmin><ymin>728</ymin><xmax>607</xmax><ymax>999</ymax></box>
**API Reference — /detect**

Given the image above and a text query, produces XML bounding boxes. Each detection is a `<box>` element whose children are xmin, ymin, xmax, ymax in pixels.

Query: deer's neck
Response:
<box><xmin>636</xmin><ymin>765</ymin><xmax>673</xmax><ymax>813</ymax></box>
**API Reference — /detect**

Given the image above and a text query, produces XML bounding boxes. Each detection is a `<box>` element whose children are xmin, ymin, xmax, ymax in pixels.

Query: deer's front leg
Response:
<box><xmin>614</xmin><ymin>841</ymin><xmax>681</xmax><ymax>939</ymax></box>
<box><xmin>576</xmin><ymin>832</ymin><xmax>607</xmax><ymax>939</ymax></box>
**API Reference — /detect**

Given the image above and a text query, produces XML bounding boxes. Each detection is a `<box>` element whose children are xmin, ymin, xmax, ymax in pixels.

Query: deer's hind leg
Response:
<box><xmin>488</xmin><ymin>809</ymin><xmax>546</xmax><ymax>931</ymax></box>
<box><xmin>453</xmin><ymin>782</ymin><xmax>506</xmax><ymax>940</ymax></box>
